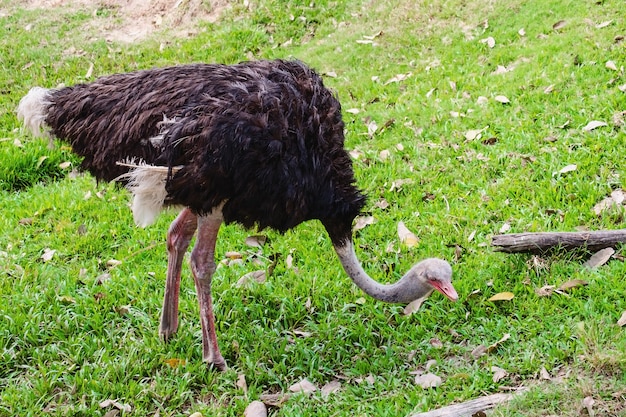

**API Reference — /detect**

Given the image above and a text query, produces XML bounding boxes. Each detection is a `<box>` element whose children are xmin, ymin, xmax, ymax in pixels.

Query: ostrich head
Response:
<box><xmin>406</xmin><ymin>258</ymin><xmax>458</xmax><ymax>301</ymax></box>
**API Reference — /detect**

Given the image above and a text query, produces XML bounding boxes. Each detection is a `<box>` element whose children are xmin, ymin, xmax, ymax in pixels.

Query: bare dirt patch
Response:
<box><xmin>18</xmin><ymin>0</ymin><xmax>232</xmax><ymax>42</ymax></box>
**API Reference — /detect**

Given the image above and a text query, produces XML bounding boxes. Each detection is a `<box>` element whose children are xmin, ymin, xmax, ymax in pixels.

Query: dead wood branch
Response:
<box><xmin>408</xmin><ymin>391</ymin><xmax>524</xmax><ymax>417</ymax></box>
<box><xmin>491</xmin><ymin>229</ymin><xmax>626</xmax><ymax>254</ymax></box>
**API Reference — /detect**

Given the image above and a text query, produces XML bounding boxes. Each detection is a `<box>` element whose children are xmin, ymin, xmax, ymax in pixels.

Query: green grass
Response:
<box><xmin>1</xmin><ymin>0</ymin><xmax>625</xmax><ymax>415</ymax></box>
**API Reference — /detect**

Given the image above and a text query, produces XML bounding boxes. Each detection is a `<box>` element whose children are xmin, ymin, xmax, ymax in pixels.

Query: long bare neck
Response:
<box><xmin>333</xmin><ymin>241</ymin><xmax>434</xmax><ymax>303</ymax></box>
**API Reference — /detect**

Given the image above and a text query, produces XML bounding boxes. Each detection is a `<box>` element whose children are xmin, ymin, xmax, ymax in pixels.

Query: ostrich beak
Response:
<box><xmin>430</xmin><ymin>281</ymin><xmax>459</xmax><ymax>302</ymax></box>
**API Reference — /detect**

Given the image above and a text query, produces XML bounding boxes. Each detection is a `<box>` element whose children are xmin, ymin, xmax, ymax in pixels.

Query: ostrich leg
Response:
<box><xmin>159</xmin><ymin>208</ymin><xmax>198</xmax><ymax>341</ymax></box>
<box><xmin>190</xmin><ymin>212</ymin><xmax>226</xmax><ymax>370</ymax></box>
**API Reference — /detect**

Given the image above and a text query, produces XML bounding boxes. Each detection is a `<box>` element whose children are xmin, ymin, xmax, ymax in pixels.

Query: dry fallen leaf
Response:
<box><xmin>259</xmin><ymin>393</ymin><xmax>290</xmax><ymax>407</ymax></box>
<box><xmin>582</xmin><ymin>396</ymin><xmax>595</xmax><ymax>416</ymax></box>
<box><xmin>99</xmin><ymin>400</ymin><xmax>132</xmax><ymax>413</ymax></box>
<box><xmin>384</xmin><ymin>72</ymin><xmax>412</xmax><ymax>85</ymax></box>
<box><xmin>596</xmin><ymin>20</ymin><xmax>612</xmax><ymax>29</ymax></box>
<box><xmin>398</xmin><ymin>221</ymin><xmax>419</xmax><ymax>247</ymax></box>
<box><xmin>499</xmin><ymin>223</ymin><xmax>511</xmax><ymax>233</ymax></box>
<box><xmin>617</xmin><ymin>311</ymin><xmax>626</xmax><ymax>327</ymax></box>
<box><xmin>288</xmin><ymin>378</ymin><xmax>318</xmax><ymax>394</ymax></box>
<box><xmin>353</xmin><ymin>215</ymin><xmax>375</xmax><ymax>232</ymax></box>
<box><xmin>414</xmin><ymin>372</ymin><xmax>442</xmax><ymax>388</ymax></box>
<box><xmin>237</xmin><ymin>373</ymin><xmax>248</xmax><ymax>392</ymax></box>
<box><xmin>518</xmin><ymin>28</ymin><xmax>526</xmax><ymax>36</ymax></box>
<box><xmin>345</xmin><ymin>108</ymin><xmax>360</xmax><ymax>114</ymax></box>
<box><xmin>379</xmin><ymin>149</ymin><xmax>391</xmax><ymax>160</ymax></box>
<box><xmin>488</xmin><ymin>292</ymin><xmax>514</xmax><ymax>301</ymax></box>
<box><xmin>236</xmin><ymin>270</ymin><xmax>266</xmax><ymax>287</ymax></box>
<box><xmin>486</xmin><ymin>333</ymin><xmax>511</xmax><ymax>354</ymax></box>
<box><xmin>558</xmin><ymin>164</ymin><xmax>577</xmax><ymax>174</ymax></box>
<box><xmin>163</xmin><ymin>358</ymin><xmax>186</xmax><ymax>368</ymax></box>
<box><xmin>464</xmin><ymin>129</ymin><xmax>483</xmax><ymax>141</ymax></box>
<box><xmin>321</xmin><ymin>380</ymin><xmax>341</xmax><ymax>398</ymax></box>
<box><xmin>243</xmin><ymin>401</ymin><xmax>267</xmax><ymax>417</ymax></box>
<box><xmin>583</xmin><ymin>247</ymin><xmax>615</xmax><ymax>269</ymax></box>
<box><xmin>552</xmin><ymin>20</ymin><xmax>567</xmax><ymax>30</ymax></box>
<box><xmin>367</xmin><ymin>120</ymin><xmax>378</xmax><ymax>137</ymax></box>
<box><xmin>245</xmin><ymin>235</ymin><xmax>267</xmax><ymax>247</ymax></box>
<box><xmin>41</xmin><ymin>248</ymin><xmax>56</xmax><ymax>262</ymax></box>
<box><xmin>605</xmin><ymin>60</ymin><xmax>618</xmax><ymax>71</ymax></box>
<box><xmin>389</xmin><ymin>178</ymin><xmax>414</xmax><ymax>192</ymax></box>
<box><xmin>494</xmin><ymin>95</ymin><xmax>510</xmax><ymax>104</ymax></box>
<box><xmin>582</xmin><ymin>120</ymin><xmax>608</xmax><ymax>132</ymax></box>
<box><xmin>558</xmin><ymin>279</ymin><xmax>588</xmax><ymax>291</ymax></box>
<box><xmin>403</xmin><ymin>294</ymin><xmax>430</xmax><ymax>315</ymax></box>
<box><xmin>480</xmin><ymin>36</ymin><xmax>496</xmax><ymax>48</ymax></box>
<box><xmin>539</xmin><ymin>366</ymin><xmax>552</xmax><ymax>380</ymax></box>
<box><xmin>535</xmin><ymin>285</ymin><xmax>556</xmax><ymax>297</ymax></box>
<box><xmin>491</xmin><ymin>366</ymin><xmax>508</xmax><ymax>383</ymax></box>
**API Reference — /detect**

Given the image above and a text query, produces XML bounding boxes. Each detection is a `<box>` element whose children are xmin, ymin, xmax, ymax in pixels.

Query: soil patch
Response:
<box><xmin>18</xmin><ymin>0</ymin><xmax>232</xmax><ymax>42</ymax></box>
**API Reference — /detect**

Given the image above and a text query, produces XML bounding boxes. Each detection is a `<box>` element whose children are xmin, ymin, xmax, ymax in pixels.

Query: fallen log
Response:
<box><xmin>408</xmin><ymin>391</ymin><xmax>524</xmax><ymax>417</ymax></box>
<box><xmin>491</xmin><ymin>229</ymin><xmax>626</xmax><ymax>254</ymax></box>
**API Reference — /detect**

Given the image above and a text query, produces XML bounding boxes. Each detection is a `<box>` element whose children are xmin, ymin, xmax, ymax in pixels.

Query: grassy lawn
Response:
<box><xmin>1</xmin><ymin>0</ymin><xmax>625</xmax><ymax>416</ymax></box>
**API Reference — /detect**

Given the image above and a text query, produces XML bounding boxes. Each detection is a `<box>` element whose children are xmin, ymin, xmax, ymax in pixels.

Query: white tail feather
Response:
<box><xmin>117</xmin><ymin>163</ymin><xmax>174</xmax><ymax>227</ymax></box>
<box><xmin>17</xmin><ymin>87</ymin><xmax>52</xmax><ymax>138</ymax></box>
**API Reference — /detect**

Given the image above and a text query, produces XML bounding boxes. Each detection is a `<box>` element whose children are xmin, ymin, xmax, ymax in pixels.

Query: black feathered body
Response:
<box><xmin>42</xmin><ymin>60</ymin><xmax>365</xmax><ymax>240</ymax></box>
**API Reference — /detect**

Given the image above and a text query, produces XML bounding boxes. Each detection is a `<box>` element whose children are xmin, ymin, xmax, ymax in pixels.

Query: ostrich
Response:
<box><xmin>17</xmin><ymin>59</ymin><xmax>458</xmax><ymax>370</ymax></box>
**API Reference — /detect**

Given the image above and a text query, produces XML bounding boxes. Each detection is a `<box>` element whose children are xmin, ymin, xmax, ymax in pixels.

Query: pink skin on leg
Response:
<box><xmin>190</xmin><ymin>213</ymin><xmax>226</xmax><ymax>370</ymax></box>
<box><xmin>159</xmin><ymin>208</ymin><xmax>198</xmax><ymax>341</ymax></box>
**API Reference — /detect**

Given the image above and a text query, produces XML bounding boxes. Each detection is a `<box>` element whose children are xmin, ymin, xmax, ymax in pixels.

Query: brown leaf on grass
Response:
<box><xmin>473</xmin><ymin>333</ymin><xmax>512</xmax><ymax>358</ymax></box>
<box><xmin>398</xmin><ymin>221</ymin><xmax>419</xmax><ymax>247</ymax></box>
<box><xmin>518</xmin><ymin>28</ymin><xmax>526</xmax><ymax>36</ymax></box>
<box><xmin>558</xmin><ymin>279</ymin><xmax>588</xmax><ymax>291</ymax></box>
<box><xmin>605</xmin><ymin>60</ymin><xmax>618</xmax><ymax>71</ymax></box>
<box><xmin>583</xmin><ymin>247</ymin><xmax>615</xmax><ymax>269</ymax></box>
<box><xmin>384</xmin><ymin>72</ymin><xmax>412</xmax><ymax>85</ymax></box>
<box><xmin>379</xmin><ymin>149</ymin><xmax>391</xmax><ymax>160</ymax></box>
<box><xmin>596</xmin><ymin>20</ymin><xmax>613</xmax><ymax>29</ymax></box>
<box><xmin>259</xmin><ymin>393</ymin><xmax>290</xmax><ymax>407</ymax></box>
<box><xmin>236</xmin><ymin>373</ymin><xmax>248</xmax><ymax>393</ymax></box>
<box><xmin>540</xmin><ymin>366</ymin><xmax>552</xmax><ymax>380</ymax></box>
<box><xmin>593</xmin><ymin>189</ymin><xmax>626</xmax><ymax>215</ymax></box>
<box><xmin>99</xmin><ymin>400</ymin><xmax>131</xmax><ymax>413</ymax></box>
<box><xmin>321</xmin><ymin>380</ymin><xmax>341</xmax><ymax>398</ymax></box>
<box><xmin>480</xmin><ymin>36</ymin><xmax>496</xmax><ymax>48</ymax></box>
<box><xmin>552</xmin><ymin>20</ymin><xmax>567</xmax><ymax>30</ymax></box>
<box><xmin>414</xmin><ymin>372</ymin><xmax>442</xmax><ymax>388</ymax></box>
<box><xmin>494</xmin><ymin>95</ymin><xmax>510</xmax><ymax>104</ymax></box>
<box><xmin>582</xmin><ymin>120</ymin><xmax>608</xmax><ymax>132</ymax></box>
<box><xmin>163</xmin><ymin>358</ymin><xmax>186</xmax><ymax>368</ymax></box>
<box><xmin>535</xmin><ymin>285</ymin><xmax>556</xmax><ymax>297</ymax></box>
<box><xmin>244</xmin><ymin>401</ymin><xmax>267</xmax><ymax>417</ymax></box>
<box><xmin>375</xmin><ymin>198</ymin><xmax>390</xmax><ymax>210</ymax></box>
<box><xmin>471</xmin><ymin>345</ymin><xmax>488</xmax><ymax>358</ymax></box>
<box><xmin>491</xmin><ymin>366</ymin><xmax>508</xmax><ymax>383</ymax></box>
<box><xmin>488</xmin><ymin>292</ymin><xmax>514</xmax><ymax>301</ymax></box>
<box><xmin>430</xmin><ymin>338</ymin><xmax>444</xmax><ymax>349</ymax></box>
<box><xmin>617</xmin><ymin>311</ymin><xmax>626</xmax><ymax>327</ymax></box>
<box><xmin>236</xmin><ymin>270</ymin><xmax>266</xmax><ymax>287</ymax></box>
<box><xmin>464</xmin><ymin>128</ymin><xmax>484</xmax><ymax>141</ymax></box>
<box><xmin>389</xmin><ymin>178</ymin><xmax>414</xmax><ymax>192</ymax></box>
<box><xmin>41</xmin><ymin>248</ymin><xmax>56</xmax><ymax>262</ymax></box>
<box><xmin>225</xmin><ymin>251</ymin><xmax>243</xmax><ymax>260</ymax></box>
<box><xmin>558</xmin><ymin>164</ymin><xmax>577</xmax><ymax>174</ymax></box>
<box><xmin>353</xmin><ymin>215</ymin><xmax>375</xmax><ymax>232</ymax></box>
<box><xmin>245</xmin><ymin>235</ymin><xmax>267</xmax><ymax>247</ymax></box>
<box><xmin>403</xmin><ymin>294</ymin><xmax>430</xmax><ymax>315</ymax></box>
<box><xmin>288</xmin><ymin>378</ymin><xmax>318</xmax><ymax>394</ymax></box>
<box><xmin>582</xmin><ymin>396</ymin><xmax>595</xmax><ymax>416</ymax></box>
